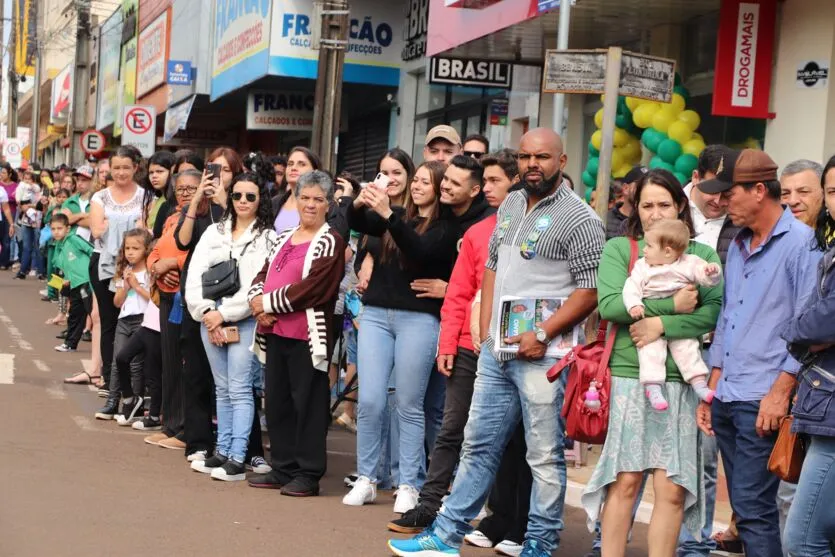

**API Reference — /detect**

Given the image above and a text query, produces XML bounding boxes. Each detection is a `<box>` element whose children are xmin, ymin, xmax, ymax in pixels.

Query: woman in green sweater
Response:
<box><xmin>582</xmin><ymin>169</ymin><xmax>723</xmax><ymax>557</ymax></box>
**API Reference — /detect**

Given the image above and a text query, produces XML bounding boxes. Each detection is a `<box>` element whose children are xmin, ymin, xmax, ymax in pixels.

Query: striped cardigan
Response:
<box><xmin>248</xmin><ymin>223</ymin><xmax>346</xmax><ymax>370</ymax></box>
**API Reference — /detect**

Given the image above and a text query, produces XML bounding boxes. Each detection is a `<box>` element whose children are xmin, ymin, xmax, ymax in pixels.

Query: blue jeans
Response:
<box><xmin>712</xmin><ymin>400</ymin><xmax>782</xmax><ymax>557</ymax></box>
<box><xmin>356</xmin><ymin>306</ymin><xmax>439</xmax><ymax>488</ymax></box>
<box><xmin>424</xmin><ymin>367</ymin><xmax>446</xmax><ymax>455</ymax></box>
<box><xmin>677</xmin><ymin>433</ymin><xmax>719</xmax><ymax>555</ymax></box>
<box><xmin>0</xmin><ymin>219</ymin><xmax>10</xmax><ymax>267</ymax></box>
<box><xmin>200</xmin><ymin>318</ymin><xmax>257</xmax><ymax>463</ymax></box>
<box><xmin>785</xmin><ymin>435</ymin><xmax>835</xmax><ymax>557</ymax></box>
<box><xmin>19</xmin><ymin>225</ymin><xmax>42</xmax><ymax>275</ymax></box>
<box><xmin>378</xmin><ymin>385</ymin><xmax>400</xmax><ymax>490</ymax></box>
<box><xmin>433</xmin><ymin>349</ymin><xmax>567</xmax><ymax>552</ymax></box>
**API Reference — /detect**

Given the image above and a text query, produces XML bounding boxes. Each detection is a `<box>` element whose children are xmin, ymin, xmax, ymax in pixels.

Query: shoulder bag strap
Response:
<box><xmin>596</xmin><ymin>238</ymin><xmax>641</xmax><ymax>375</ymax></box>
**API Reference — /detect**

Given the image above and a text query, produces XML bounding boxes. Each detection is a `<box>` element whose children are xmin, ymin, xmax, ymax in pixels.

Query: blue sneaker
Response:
<box><xmin>520</xmin><ymin>539</ymin><xmax>551</xmax><ymax>557</ymax></box>
<box><xmin>387</xmin><ymin>529</ymin><xmax>460</xmax><ymax>556</ymax></box>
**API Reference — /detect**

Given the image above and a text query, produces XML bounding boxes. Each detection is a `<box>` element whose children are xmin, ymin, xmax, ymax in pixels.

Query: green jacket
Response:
<box><xmin>597</xmin><ymin>236</ymin><xmax>723</xmax><ymax>382</ymax></box>
<box><xmin>62</xmin><ymin>193</ymin><xmax>92</xmax><ymax>236</ymax></box>
<box><xmin>53</xmin><ymin>234</ymin><xmax>93</xmax><ymax>289</ymax></box>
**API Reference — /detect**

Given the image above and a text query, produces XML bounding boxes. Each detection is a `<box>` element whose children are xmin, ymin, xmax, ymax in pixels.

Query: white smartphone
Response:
<box><xmin>372</xmin><ymin>172</ymin><xmax>390</xmax><ymax>190</ymax></box>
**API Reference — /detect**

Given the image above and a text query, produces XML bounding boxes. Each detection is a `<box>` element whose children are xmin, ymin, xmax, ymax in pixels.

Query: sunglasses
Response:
<box><xmin>463</xmin><ymin>151</ymin><xmax>484</xmax><ymax>159</ymax></box>
<box><xmin>231</xmin><ymin>192</ymin><xmax>258</xmax><ymax>202</ymax></box>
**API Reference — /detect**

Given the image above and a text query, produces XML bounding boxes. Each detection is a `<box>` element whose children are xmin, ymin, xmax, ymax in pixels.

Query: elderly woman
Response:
<box><xmin>582</xmin><ymin>169</ymin><xmax>723</xmax><ymax>557</ymax></box>
<box><xmin>247</xmin><ymin>170</ymin><xmax>346</xmax><ymax>497</ymax></box>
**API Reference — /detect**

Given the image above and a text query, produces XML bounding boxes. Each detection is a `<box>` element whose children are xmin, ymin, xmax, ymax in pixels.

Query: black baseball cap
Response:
<box><xmin>695</xmin><ymin>147</ymin><xmax>740</xmax><ymax>194</ymax></box>
<box><xmin>623</xmin><ymin>165</ymin><xmax>648</xmax><ymax>184</ymax></box>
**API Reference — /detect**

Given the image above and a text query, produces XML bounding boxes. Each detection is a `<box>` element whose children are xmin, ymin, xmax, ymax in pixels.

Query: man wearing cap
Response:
<box><xmin>696</xmin><ymin>149</ymin><xmax>821</xmax><ymax>557</ymax></box>
<box><xmin>61</xmin><ymin>165</ymin><xmax>95</xmax><ymax>242</ymax></box>
<box><xmin>424</xmin><ymin>125</ymin><xmax>462</xmax><ymax>164</ymax></box>
<box><xmin>606</xmin><ymin>165</ymin><xmax>646</xmax><ymax>240</ymax></box>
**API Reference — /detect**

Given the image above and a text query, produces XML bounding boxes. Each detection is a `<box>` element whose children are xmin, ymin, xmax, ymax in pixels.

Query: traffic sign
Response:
<box><xmin>3</xmin><ymin>138</ymin><xmax>23</xmax><ymax>168</ymax></box>
<box><xmin>121</xmin><ymin>105</ymin><xmax>156</xmax><ymax>157</ymax></box>
<box><xmin>80</xmin><ymin>129</ymin><xmax>106</xmax><ymax>155</ymax></box>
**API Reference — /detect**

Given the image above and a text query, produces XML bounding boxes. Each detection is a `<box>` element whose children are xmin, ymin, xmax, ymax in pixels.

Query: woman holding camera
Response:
<box><xmin>184</xmin><ymin>170</ymin><xmax>276</xmax><ymax>481</ymax></box>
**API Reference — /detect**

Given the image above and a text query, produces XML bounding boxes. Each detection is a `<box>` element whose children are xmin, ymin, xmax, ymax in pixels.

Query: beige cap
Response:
<box><xmin>425</xmin><ymin>125</ymin><xmax>461</xmax><ymax>147</ymax></box>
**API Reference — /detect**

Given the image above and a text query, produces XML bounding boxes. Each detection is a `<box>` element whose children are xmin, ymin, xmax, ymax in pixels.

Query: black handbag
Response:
<box><xmin>201</xmin><ymin>240</ymin><xmax>252</xmax><ymax>301</ymax></box>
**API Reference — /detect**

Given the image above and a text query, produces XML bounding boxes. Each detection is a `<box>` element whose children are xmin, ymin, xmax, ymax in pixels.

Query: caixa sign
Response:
<box><xmin>281</xmin><ymin>13</ymin><xmax>393</xmax><ymax>55</ymax></box>
<box><xmin>429</xmin><ymin>56</ymin><xmax>513</xmax><ymax>88</ymax></box>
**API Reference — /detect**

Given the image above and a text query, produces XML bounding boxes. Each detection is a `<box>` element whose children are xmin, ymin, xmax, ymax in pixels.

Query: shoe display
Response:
<box><xmin>246</xmin><ymin>456</ymin><xmax>272</xmax><ymax>474</ymax></box>
<box><xmin>132</xmin><ymin>416</ymin><xmax>161</xmax><ymax>431</ymax></box>
<box><xmin>280</xmin><ymin>477</ymin><xmax>320</xmax><ymax>497</ymax></box>
<box><xmin>387</xmin><ymin>529</ymin><xmax>460</xmax><ymax>557</ymax></box>
<box><xmin>387</xmin><ymin>505</ymin><xmax>437</xmax><ymax>534</ymax></box>
<box><xmin>495</xmin><ymin>540</ymin><xmax>524</xmax><ymax>557</ymax></box>
<box><xmin>342</xmin><ymin>476</ymin><xmax>377</xmax><ymax>506</ymax></box>
<box><xmin>211</xmin><ymin>459</ymin><xmax>246</xmax><ymax>481</ymax></box>
<box><xmin>463</xmin><ymin>531</ymin><xmax>493</xmax><ymax>548</ymax></box>
<box><xmin>393</xmin><ymin>484</ymin><xmax>420</xmax><ymax>514</ymax></box>
<box><xmin>144</xmin><ymin>432</ymin><xmax>169</xmax><ymax>446</ymax></box>
<box><xmin>191</xmin><ymin>454</ymin><xmax>228</xmax><ymax>474</ymax></box>
<box><xmin>157</xmin><ymin>436</ymin><xmax>186</xmax><ymax>450</ymax></box>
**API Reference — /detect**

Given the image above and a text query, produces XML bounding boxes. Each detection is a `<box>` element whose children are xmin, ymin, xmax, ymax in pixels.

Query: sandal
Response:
<box><xmin>64</xmin><ymin>372</ymin><xmax>104</xmax><ymax>387</ymax></box>
<box><xmin>46</xmin><ymin>316</ymin><xmax>67</xmax><ymax>326</ymax></box>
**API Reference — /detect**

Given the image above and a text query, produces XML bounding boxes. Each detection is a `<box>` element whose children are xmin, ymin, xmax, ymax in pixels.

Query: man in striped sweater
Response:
<box><xmin>389</xmin><ymin>128</ymin><xmax>606</xmax><ymax>557</ymax></box>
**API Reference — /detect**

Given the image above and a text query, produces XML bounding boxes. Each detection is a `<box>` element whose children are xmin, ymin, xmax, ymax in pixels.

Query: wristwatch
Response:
<box><xmin>534</xmin><ymin>326</ymin><xmax>550</xmax><ymax>345</ymax></box>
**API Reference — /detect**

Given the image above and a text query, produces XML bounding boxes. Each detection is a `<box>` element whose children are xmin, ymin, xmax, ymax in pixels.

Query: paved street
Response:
<box><xmin>0</xmin><ymin>272</ymin><xmax>649</xmax><ymax>556</ymax></box>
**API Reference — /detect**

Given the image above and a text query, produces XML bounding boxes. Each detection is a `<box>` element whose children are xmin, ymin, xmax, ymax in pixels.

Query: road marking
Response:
<box><xmin>0</xmin><ymin>307</ymin><xmax>32</xmax><ymax>351</ymax></box>
<box><xmin>0</xmin><ymin>353</ymin><xmax>14</xmax><ymax>384</ymax></box>
<box><xmin>72</xmin><ymin>415</ymin><xmax>100</xmax><ymax>432</ymax></box>
<box><xmin>33</xmin><ymin>359</ymin><xmax>50</xmax><ymax>373</ymax></box>
<box><xmin>46</xmin><ymin>381</ymin><xmax>67</xmax><ymax>400</ymax></box>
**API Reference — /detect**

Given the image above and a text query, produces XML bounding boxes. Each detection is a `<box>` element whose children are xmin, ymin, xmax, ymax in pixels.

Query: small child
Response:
<box><xmin>51</xmin><ymin>213</ymin><xmax>93</xmax><ymax>353</ymax></box>
<box><xmin>622</xmin><ymin>219</ymin><xmax>722</xmax><ymax>411</ymax></box>
<box><xmin>95</xmin><ymin>228</ymin><xmax>153</xmax><ymax>421</ymax></box>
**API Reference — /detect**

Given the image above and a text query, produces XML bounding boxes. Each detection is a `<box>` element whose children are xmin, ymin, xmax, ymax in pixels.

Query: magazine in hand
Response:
<box><xmin>498</xmin><ymin>296</ymin><xmax>579</xmax><ymax>358</ymax></box>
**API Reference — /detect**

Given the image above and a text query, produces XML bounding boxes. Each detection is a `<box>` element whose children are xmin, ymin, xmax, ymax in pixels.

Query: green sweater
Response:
<box><xmin>598</xmin><ymin>236</ymin><xmax>723</xmax><ymax>382</ymax></box>
<box><xmin>53</xmin><ymin>234</ymin><xmax>93</xmax><ymax>289</ymax></box>
<box><xmin>62</xmin><ymin>193</ymin><xmax>91</xmax><ymax>236</ymax></box>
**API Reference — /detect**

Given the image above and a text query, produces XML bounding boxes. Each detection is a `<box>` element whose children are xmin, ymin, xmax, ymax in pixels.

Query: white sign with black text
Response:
<box><xmin>797</xmin><ymin>60</ymin><xmax>829</xmax><ymax>89</ymax></box>
<box><xmin>246</xmin><ymin>90</ymin><xmax>315</xmax><ymax>131</ymax></box>
<box><xmin>429</xmin><ymin>56</ymin><xmax>513</xmax><ymax>88</ymax></box>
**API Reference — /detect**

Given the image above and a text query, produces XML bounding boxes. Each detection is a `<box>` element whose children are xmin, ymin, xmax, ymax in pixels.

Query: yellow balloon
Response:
<box><xmin>632</xmin><ymin>102</ymin><xmax>660</xmax><ymax>129</ymax></box>
<box><xmin>621</xmin><ymin>137</ymin><xmax>640</xmax><ymax>161</ymax></box>
<box><xmin>613</xmin><ymin>127</ymin><xmax>629</xmax><ymax>147</ymax></box>
<box><xmin>613</xmin><ymin>163</ymin><xmax>632</xmax><ymax>179</ymax></box>
<box><xmin>625</xmin><ymin>97</ymin><xmax>644</xmax><ymax>112</ymax></box>
<box><xmin>678</xmin><ymin>110</ymin><xmax>701</xmax><ymax>131</ymax></box>
<box><xmin>651</xmin><ymin>108</ymin><xmax>676</xmax><ymax>133</ymax></box>
<box><xmin>665</xmin><ymin>93</ymin><xmax>686</xmax><ymax>114</ymax></box>
<box><xmin>591</xmin><ymin>130</ymin><xmax>603</xmax><ymax>151</ymax></box>
<box><xmin>611</xmin><ymin>149</ymin><xmax>624</xmax><ymax>171</ymax></box>
<box><xmin>683</xmin><ymin>138</ymin><xmax>706</xmax><ymax>157</ymax></box>
<box><xmin>692</xmin><ymin>132</ymin><xmax>704</xmax><ymax>142</ymax></box>
<box><xmin>667</xmin><ymin>121</ymin><xmax>694</xmax><ymax>144</ymax></box>
<box><xmin>594</xmin><ymin>108</ymin><xmax>604</xmax><ymax>129</ymax></box>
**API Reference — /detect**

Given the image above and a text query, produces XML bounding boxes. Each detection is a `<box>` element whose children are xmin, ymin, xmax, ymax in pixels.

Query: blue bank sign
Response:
<box><xmin>167</xmin><ymin>60</ymin><xmax>193</xmax><ymax>85</ymax></box>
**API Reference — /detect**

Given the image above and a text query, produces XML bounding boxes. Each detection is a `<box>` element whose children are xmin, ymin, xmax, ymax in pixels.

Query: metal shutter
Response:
<box><xmin>338</xmin><ymin>110</ymin><xmax>391</xmax><ymax>181</ymax></box>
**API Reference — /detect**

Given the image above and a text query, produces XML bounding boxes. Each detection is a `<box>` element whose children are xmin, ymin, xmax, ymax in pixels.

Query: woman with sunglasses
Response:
<box><xmin>184</xmin><ymin>170</ymin><xmax>276</xmax><ymax>481</ymax></box>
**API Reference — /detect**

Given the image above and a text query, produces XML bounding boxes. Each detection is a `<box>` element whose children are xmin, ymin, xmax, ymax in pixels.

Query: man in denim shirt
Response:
<box><xmin>696</xmin><ymin>149</ymin><xmax>821</xmax><ymax>557</ymax></box>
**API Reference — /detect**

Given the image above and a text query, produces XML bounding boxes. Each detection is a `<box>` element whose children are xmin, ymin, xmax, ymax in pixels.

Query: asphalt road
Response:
<box><xmin>0</xmin><ymin>271</ymin><xmax>649</xmax><ymax>556</ymax></box>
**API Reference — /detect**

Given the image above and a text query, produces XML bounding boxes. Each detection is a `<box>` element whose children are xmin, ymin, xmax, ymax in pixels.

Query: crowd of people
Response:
<box><xmin>2</xmin><ymin>122</ymin><xmax>834</xmax><ymax>557</ymax></box>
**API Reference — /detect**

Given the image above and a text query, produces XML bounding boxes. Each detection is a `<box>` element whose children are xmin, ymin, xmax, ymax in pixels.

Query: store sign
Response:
<box><xmin>269</xmin><ymin>0</ymin><xmax>403</xmax><ymax>86</ymax></box>
<box><xmin>490</xmin><ymin>98</ymin><xmax>509</xmax><ymax>125</ymax></box>
<box><xmin>167</xmin><ymin>60</ymin><xmax>193</xmax><ymax>85</ymax></box>
<box><xmin>619</xmin><ymin>52</ymin><xmax>675</xmax><ymax>102</ymax></box>
<box><xmin>136</xmin><ymin>10</ymin><xmax>169</xmax><ymax>98</ymax></box>
<box><xmin>796</xmin><ymin>60</ymin><xmax>829</xmax><ymax>89</ymax></box>
<box><xmin>537</xmin><ymin>0</ymin><xmax>560</xmax><ymax>13</ymax></box>
<box><xmin>402</xmin><ymin>0</ymin><xmax>428</xmax><ymax>62</ymax></box>
<box><xmin>97</xmin><ymin>11</ymin><xmax>122</xmax><ymax>130</ymax></box>
<box><xmin>429</xmin><ymin>57</ymin><xmax>512</xmax><ymax>88</ymax></box>
<box><xmin>211</xmin><ymin>0</ymin><xmax>272</xmax><ymax>101</ymax></box>
<box><xmin>51</xmin><ymin>64</ymin><xmax>73</xmax><ymax>124</ymax></box>
<box><xmin>713</xmin><ymin>0</ymin><xmax>776</xmax><ymax>119</ymax></box>
<box><xmin>542</xmin><ymin>50</ymin><xmax>606</xmax><ymax>94</ymax></box>
<box><xmin>246</xmin><ymin>90</ymin><xmax>315</xmax><ymax>131</ymax></box>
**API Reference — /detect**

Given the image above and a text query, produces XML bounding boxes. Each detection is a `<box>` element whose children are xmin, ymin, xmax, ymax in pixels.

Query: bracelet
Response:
<box><xmin>185</xmin><ymin>213</ymin><xmax>196</xmax><ymax>220</ymax></box>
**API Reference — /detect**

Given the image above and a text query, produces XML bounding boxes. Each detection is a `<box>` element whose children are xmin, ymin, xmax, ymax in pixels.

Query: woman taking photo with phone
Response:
<box><xmin>184</xmin><ymin>170</ymin><xmax>276</xmax><ymax>481</ymax></box>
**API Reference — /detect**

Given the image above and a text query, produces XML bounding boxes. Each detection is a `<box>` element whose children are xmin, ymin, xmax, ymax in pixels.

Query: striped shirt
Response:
<box><xmin>485</xmin><ymin>182</ymin><xmax>605</xmax><ymax>360</ymax></box>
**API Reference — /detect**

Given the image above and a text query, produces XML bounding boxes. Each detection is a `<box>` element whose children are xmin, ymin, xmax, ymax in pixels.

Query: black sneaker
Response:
<box><xmin>94</xmin><ymin>395</ymin><xmax>121</xmax><ymax>420</ymax></box>
<box><xmin>115</xmin><ymin>396</ymin><xmax>145</xmax><ymax>426</ymax></box>
<box><xmin>37</xmin><ymin>274</ymin><xmax>46</xmax><ymax>281</ymax></box>
<box><xmin>191</xmin><ymin>454</ymin><xmax>228</xmax><ymax>474</ymax></box>
<box><xmin>387</xmin><ymin>504</ymin><xmax>436</xmax><ymax>534</ymax></box>
<box><xmin>56</xmin><ymin>329</ymin><xmax>68</xmax><ymax>339</ymax></box>
<box><xmin>14</xmin><ymin>273</ymin><xmax>25</xmax><ymax>279</ymax></box>
<box><xmin>132</xmin><ymin>415</ymin><xmax>161</xmax><ymax>431</ymax></box>
<box><xmin>281</xmin><ymin>477</ymin><xmax>320</xmax><ymax>497</ymax></box>
<box><xmin>248</xmin><ymin>470</ymin><xmax>291</xmax><ymax>490</ymax></box>
<box><xmin>211</xmin><ymin>459</ymin><xmax>246</xmax><ymax>481</ymax></box>
<box><xmin>81</xmin><ymin>330</ymin><xmax>92</xmax><ymax>342</ymax></box>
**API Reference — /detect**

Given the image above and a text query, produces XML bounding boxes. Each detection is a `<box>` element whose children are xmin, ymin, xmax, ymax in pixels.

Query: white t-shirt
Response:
<box><xmin>74</xmin><ymin>197</ymin><xmax>92</xmax><ymax>241</ymax></box>
<box><xmin>141</xmin><ymin>301</ymin><xmax>160</xmax><ymax>332</ymax></box>
<box><xmin>685</xmin><ymin>183</ymin><xmax>726</xmax><ymax>251</ymax></box>
<box><xmin>116</xmin><ymin>270</ymin><xmax>150</xmax><ymax>319</ymax></box>
<box><xmin>91</xmin><ymin>186</ymin><xmax>145</xmax><ymax>252</ymax></box>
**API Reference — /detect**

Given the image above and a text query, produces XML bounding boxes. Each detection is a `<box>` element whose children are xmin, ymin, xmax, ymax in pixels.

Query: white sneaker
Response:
<box><xmin>494</xmin><ymin>540</ymin><xmax>524</xmax><ymax>557</ymax></box>
<box><xmin>393</xmin><ymin>484</ymin><xmax>420</xmax><ymax>514</ymax></box>
<box><xmin>186</xmin><ymin>450</ymin><xmax>207</xmax><ymax>462</ymax></box>
<box><xmin>335</xmin><ymin>412</ymin><xmax>357</xmax><ymax>433</ymax></box>
<box><xmin>476</xmin><ymin>505</ymin><xmax>489</xmax><ymax>521</ymax></box>
<box><xmin>342</xmin><ymin>475</ymin><xmax>377</xmax><ymax>506</ymax></box>
<box><xmin>464</xmin><ymin>530</ymin><xmax>493</xmax><ymax>548</ymax></box>
<box><xmin>246</xmin><ymin>456</ymin><xmax>272</xmax><ymax>474</ymax></box>
<box><xmin>54</xmin><ymin>344</ymin><xmax>75</xmax><ymax>352</ymax></box>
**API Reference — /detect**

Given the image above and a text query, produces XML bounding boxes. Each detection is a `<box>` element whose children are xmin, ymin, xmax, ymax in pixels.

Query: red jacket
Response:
<box><xmin>439</xmin><ymin>214</ymin><xmax>496</xmax><ymax>354</ymax></box>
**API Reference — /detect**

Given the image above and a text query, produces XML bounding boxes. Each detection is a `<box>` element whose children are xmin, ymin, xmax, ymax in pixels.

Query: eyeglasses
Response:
<box><xmin>231</xmin><ymin>192</ymin><xmax>258</xmax><ymax>202</ymax></box>
<box><xmin>175</xmin><ymin>185</ymin><xmax>198</xmax><ymax>194</ymax></box>
<box><xmin>463</xmin><ymin>151</ymin><xmax>485</xmax><ymax>159</ymax></box>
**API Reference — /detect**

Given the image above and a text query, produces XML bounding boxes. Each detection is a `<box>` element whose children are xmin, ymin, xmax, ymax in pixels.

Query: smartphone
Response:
<box><xmin>222</xmin><ymin>326</ymin><xmax>240</xmax><ymax>344</ymax></box>
<box><xmin>372</xmin><ymin>172</ymin><xmax>390</xmax><ymax>190</ymax></box>
<box><xmin>207</xmin><ymin>163</ymin><xmax>222</xmax><ymax>181</ymax></box>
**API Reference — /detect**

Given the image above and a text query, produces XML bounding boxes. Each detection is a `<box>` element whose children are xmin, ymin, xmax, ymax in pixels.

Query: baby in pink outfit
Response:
<box><xmin>622</xmin><ymin>219</ymin><xmax>722</xmax><ymax>411</ymax></box>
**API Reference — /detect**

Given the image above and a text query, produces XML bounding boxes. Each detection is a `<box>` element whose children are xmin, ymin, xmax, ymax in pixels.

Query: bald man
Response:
<box><xmin>388</xmin><ymin>129</ymin><xmax>606</xmax><ymax>557</ymax></box>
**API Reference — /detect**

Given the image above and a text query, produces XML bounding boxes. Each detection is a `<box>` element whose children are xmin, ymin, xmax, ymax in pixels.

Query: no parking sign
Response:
<box><xmin>121</xmin><ymin>105</ymin><xmax>156</xmax><ymax>157</ymax></box>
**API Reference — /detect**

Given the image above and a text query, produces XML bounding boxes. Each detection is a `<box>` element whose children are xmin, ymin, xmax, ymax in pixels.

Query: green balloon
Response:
<box><xmin>616</xmin><ymin>110</ymin><xmax>633</xmax><ymax>130</ymax></box>
<box><xmin>673</xmin><ymin>172</ymin><xmax>688</xmax><ymax>185</ymax></box>
<box><xmin>587</xmin><ymin>157</ymin><xmax>600</xmax><ymax>177</ymax></box>
<box><xmin>675</xmin><ymin>73</ymin><xmax>682</xmax><ymax>86</ymax></box>
<box><xmin>673</xmin><ymin>85</ymin><xmax>690</xmax><ymax>104</ymax></box>
<box><xmin>617</xmin><ymin>96</ymin><xmax>628</xmax><ymax>114</ymax></box>
<box><xmin>641</xmin><ymin>128</ymin><xmax>665</xmax><ymax>152</ymax></box>
<box><xmin>675</xmin><ymin>153</ymin><xmax>699</xmax><ymax>176</ymax></box>
<box><xmin>658</xmin><ymin>139</ymin><xmax>683</xmax><ymax>164</ymax></box>
<box><xmin>582</xmin><ymin>170</ymin><xmax>596</xmax><ymax>188</ymax></box>
<box><xmin>649</xmin><ymin>156</ymin><xmax>675</xmax><ymax>172</ymax></box>
<box><xmin>585</xmin><ymin>186</ymin><xmax>594</xmax><ymax>204</ymax></box>
<box><xmin>588</xmin><ymin>142</ymin><xmax>600</xmax><ymax>157</ymax></box>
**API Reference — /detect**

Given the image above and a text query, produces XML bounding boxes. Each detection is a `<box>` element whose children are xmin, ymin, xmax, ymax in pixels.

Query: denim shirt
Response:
<box><xmin>710</xmin><ymin>208</ymin><xmax>821</xmax><ymax>402</ymax></box>
<box><xmin>783</xmin><ymin>245</ymin><xmax>835</xmax><ymax>437</ymax></box>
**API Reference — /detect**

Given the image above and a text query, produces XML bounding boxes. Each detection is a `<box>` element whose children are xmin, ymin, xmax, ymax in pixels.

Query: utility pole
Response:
<box><xmin>69</xmin><ymin>0</ymin><xmax>91</xmax><ymax>165</ymax></box>
<box><xmin>7</xmin><ymin>0</ymin><xmax>18</xmax><ymax>137</ymax></box>
<box><xmin>29</xmin><ymin>39</ymin><xmax>41</xmax><ymax>163</ymax></box>
<box><xmin>310</xmin><ymin>0</ymin><xmax>349</xmax><ymax>171</ymax></box>
<box><xmin>0</xmin><ymin>0</ymin><xmax>5</xmax><ymax>118</ymax></box>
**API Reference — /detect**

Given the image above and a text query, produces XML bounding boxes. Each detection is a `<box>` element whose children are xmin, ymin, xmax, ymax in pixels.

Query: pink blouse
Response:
<box><xmin>262</xmin><ymin>240</ymin><xmax>311</xmax><ymax>340</ymax></box>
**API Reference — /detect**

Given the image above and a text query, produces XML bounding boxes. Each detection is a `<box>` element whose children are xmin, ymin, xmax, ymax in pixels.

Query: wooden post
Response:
<box><xmin>594</xmin><ymin>46</ymin><xmax>622</xmax><ymax>228</ymax></box>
